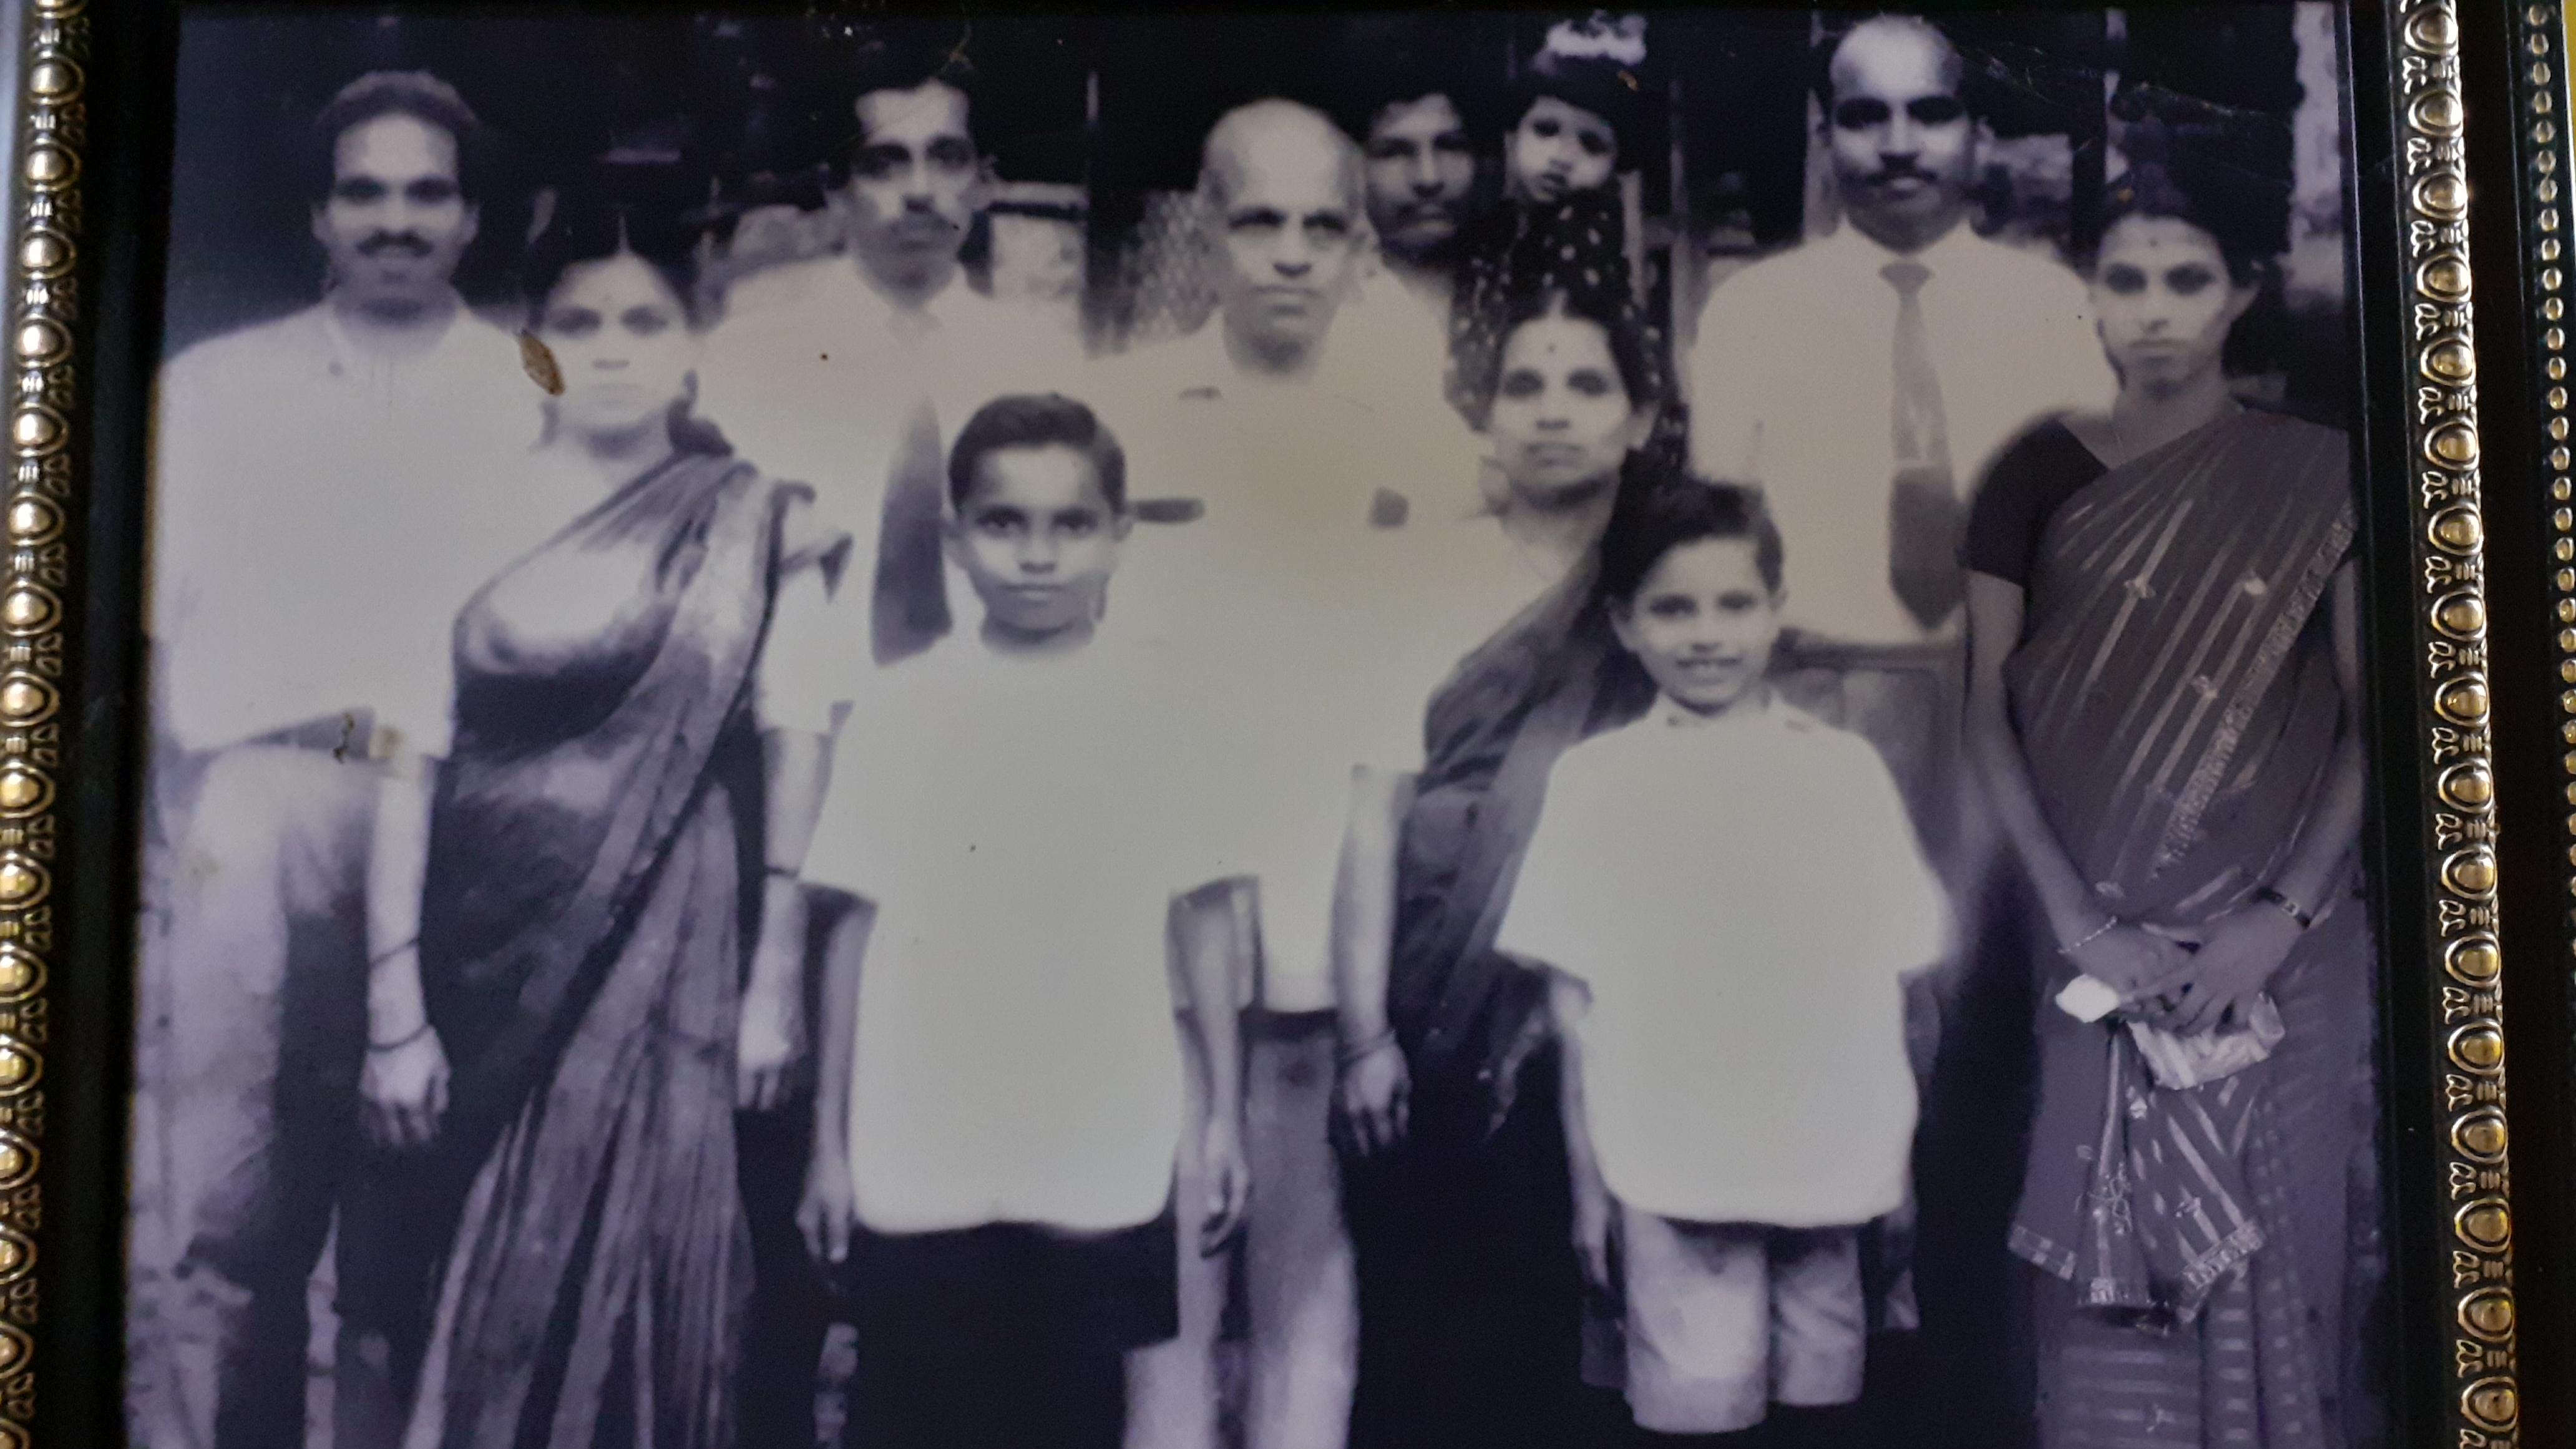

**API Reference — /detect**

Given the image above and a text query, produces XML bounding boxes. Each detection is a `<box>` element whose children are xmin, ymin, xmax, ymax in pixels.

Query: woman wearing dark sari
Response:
<box><xmin>1335</xmin><ymin>288</ymin><xmax>1663</xmax><ymax>1449</ymax></box>
<box><xmin>1964</xmin><ymin>159</ymin><xmax>2378</xmax><ymax>1447</ymax></box>
<box><xmin>375</xmin><ymin>199</ymin><xmax>848</xmax><ymax>1449</ymax></box>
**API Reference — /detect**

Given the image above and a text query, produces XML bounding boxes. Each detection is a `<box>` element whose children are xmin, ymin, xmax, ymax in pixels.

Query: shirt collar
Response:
<box><xmin>1168</xmin><ymin>313</ymin><xmax>1362</xmax><ymax>399</ymax></box>
<box><xmin>826</xmin><ymin>258</ymin><xmax>988</xmax><ymax>339</ymax></box>
<box><xmin>315</xmin><ymin>293</ymin><xmax>474</xmax><ymax>377</ymax></box>
<box><xmin>1827</xmin><ymin>215</ymin><xmax>1984</xmax><ymax>281</ymax></box>
<box><xmin>1649</xmin><ymin>685</ymin><xmax>1787</xmax><ymax>732</ymax></box>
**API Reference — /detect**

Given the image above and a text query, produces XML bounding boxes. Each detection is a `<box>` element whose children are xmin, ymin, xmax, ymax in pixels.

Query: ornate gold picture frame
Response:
<box><xmin>7</xmin><ymin>1</ymin><xmax>2560</xmax><ymax>1445</ymax></box>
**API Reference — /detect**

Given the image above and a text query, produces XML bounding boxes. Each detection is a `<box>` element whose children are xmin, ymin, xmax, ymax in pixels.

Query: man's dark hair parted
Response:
<box><xmin>306</xmin><ymin>70</ymin><xmax>488</xmax><ymax>204</ymax></box>
<box><xmin>852</xmin><ymin>32</ymin><xmax>979</xmax><ymax>110</ymax></box>
<box><xmin>837</xmin><ymin>37</ymin><xmax>980</xmax><ymax>178</ymax></box>
<box><xmin>947</xmin><ymin>394</ymin><xmax>1129</xmax><ymax>514</ymax></box>
<box><xmin>1599</xmin><ymin>476</ymin><xmax>1786</xmax><ymax>605</ymax></box>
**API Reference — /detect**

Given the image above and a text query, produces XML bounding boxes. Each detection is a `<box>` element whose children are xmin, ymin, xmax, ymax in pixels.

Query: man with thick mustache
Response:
<box><xmin>1685</xmin><ymin>13</ymin><xmax>2112</xmax><ymax>866</ymax></box>
<box><xmin>1680</xmin><ymin>11</ymin><xmax>2114</xmax><ymax>1412</ymax></box>
<box><xmin>146</xmin><ymin>70</ymin><xmax>541</xmax><ymax>1449</ymax></box>
<box><xmin>703</xmin><ymin>49</ymin><xmax>1083</xmax><ymax>666</ymax></box>
<box><xmin>1358</xmin><ymin>85</ymin><xmax>1480</xmax><ymax>315</ymax></box>
<box><xmin>696</xmin><ymin>47</ymin><xmax>1092</xmax><ymax>1449</ymax></box>
<box><xmin>1689</xmin><ymin>14</ymin><xmax>2111</xmax><ymax>668</ymax></box>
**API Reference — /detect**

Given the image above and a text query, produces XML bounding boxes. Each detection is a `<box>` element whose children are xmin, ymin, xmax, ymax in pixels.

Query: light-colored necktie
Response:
<box><xmin>1883</xmin><ymin>259</ymin><xmax>1964</xmax><ymax>630</ymax></box>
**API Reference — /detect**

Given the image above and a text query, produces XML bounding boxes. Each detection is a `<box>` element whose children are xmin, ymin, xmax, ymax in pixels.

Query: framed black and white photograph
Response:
<box><xmin>3</xmin><ymin>1</ymin><xmax>2562</xmax><ymax>1446</ymax></box>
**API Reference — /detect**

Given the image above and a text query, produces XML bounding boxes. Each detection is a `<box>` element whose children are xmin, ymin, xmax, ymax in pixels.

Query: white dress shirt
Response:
<box><xmin>1498</xmin><ymin>692</ymin><xmax>1951</xmax><ymax>1226</ymax></box>
<box><xmin>803</xmin><ymin>633</ymin><xmax>1232</xmax><ymax>1235</ymax></box>
<box><xmin>1087</xmin><ymin>320</ymin><xmax>1491</xmax><ymax>1013</ymax></box>
<box><xmin>698</xmin><ymin>258</ymin><xmax>1091</xmax><ymax>715</ymax></box>
<box><xmin>149</xmin><ymin>301</ymin><xmax>547</xmax><ymax>758</ymax></box>
<box><xmin>1686</xmin><ymin>223</ymin><xmax>2115</xmax><ymax>646</ymax></box>
<box><xmin>704</xmin><ymin>256</ymin><xmax>1093</xmax><ymax>537</ymax></box>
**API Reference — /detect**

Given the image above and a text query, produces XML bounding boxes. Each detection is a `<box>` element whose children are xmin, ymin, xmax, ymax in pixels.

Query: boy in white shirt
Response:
<box><xmin>795</xmin><ymin>394</ymin><xmax>1251</xmax><ymax>1448</ymax></box>
<box><xmin>1497</xmin><ymin>481</ymin><xmax>1950</xmax><ymax>1442</ymax></box>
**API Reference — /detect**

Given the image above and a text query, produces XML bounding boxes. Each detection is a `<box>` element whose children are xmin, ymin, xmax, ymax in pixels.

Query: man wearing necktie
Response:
<box><xmin>1682</xmin><ymin>11</ymin><xmax>2115</xmax><ymax>1429</ymax></box>
<box><xmin>694</xmin><ymin>42</ymin><xmax>1089</xmax><ymax>1449</ymax></box>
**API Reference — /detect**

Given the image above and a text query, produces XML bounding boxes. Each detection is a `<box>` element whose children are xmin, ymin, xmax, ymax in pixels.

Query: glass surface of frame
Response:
<box><xmin>6</xmin><ymin>2</ymin><xmax>2537</xmax><ymax>1447</ymax></box>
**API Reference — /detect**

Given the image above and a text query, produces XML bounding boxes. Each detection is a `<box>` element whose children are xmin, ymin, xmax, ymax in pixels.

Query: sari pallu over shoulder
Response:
<box><xmin>421</xmin><ymin>439</ymin><xmax>842</xmax><ymax>1139</ymax></box>
<box><xmin>399</xmin><ymin>436</ymin><xmax>846</xmax><ymax>1449</ymax></box>
<box><xmin>2001</xmin><ymin>410</ymin><xmax>2355</xmax><ymax>920</ymax></box>
<box><xmin>1390</xmin><ymin>559</ymin><xmax>1652</xmax><ymax>1124</ymax></box>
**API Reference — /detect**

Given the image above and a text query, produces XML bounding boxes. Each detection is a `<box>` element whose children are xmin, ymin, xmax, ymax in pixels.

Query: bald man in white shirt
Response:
<box><xmin>1097</xmin><ymin>99</ymin><xmax>1490</xmax><ymax>1449</ymax></box>
<box><xmin>145</xmin><ymin>71</ymin><xmax>545</xmax><ymax>1449</ymax></box>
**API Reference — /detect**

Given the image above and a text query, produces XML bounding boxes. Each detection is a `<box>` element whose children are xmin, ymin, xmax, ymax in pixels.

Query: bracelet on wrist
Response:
<box><xmin>763</xmin><ymin>864</ymin><xmax>801</xmax><ymax>881</ymax></box>
<box><xmin>2057</xmin><ymin>917</ymin><xmax>2118</xmax><ymax>959</ymax></box>
<box><xmin>368</xmin><ymin>1019</ymin><xmax>433</xmax><ymax>1053</ymax></box>
<box><xmin>368</xmin><ymin>935</ymin><xmax>420</xmax><ymax>968</ymax></box>
<box><xmin>1335</xmin><ymin>1027</ymin><xmax>1398</xmax><ymax>1069</ymax></box>
<box><xmin>2253</xmin><ymin>886</ymin><xmax>2314</xmax><ymax>930</ymax></box>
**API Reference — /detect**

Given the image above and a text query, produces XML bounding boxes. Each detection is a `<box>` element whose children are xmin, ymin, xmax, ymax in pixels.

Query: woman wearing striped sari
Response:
<box><xmin>1963</xmin><ymin>159</ymin><xmax>2380</xmax><ymax>1448</ymax></box>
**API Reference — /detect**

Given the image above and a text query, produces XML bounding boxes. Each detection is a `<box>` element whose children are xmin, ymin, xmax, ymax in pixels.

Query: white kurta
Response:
<box><xmin>1498</xmin><ymin>693</ymin><xmax>1951</xmax><ymax>1227</ymax></box>
<box><xmin>803</xmin><ymin>635</ymin><xmax>1237</xmax><ymax>1236</ymax></box>
<box><xmin>150</xmin><ymin>302</ymin><xmax>549</xmax><ymax>758</ymax></box>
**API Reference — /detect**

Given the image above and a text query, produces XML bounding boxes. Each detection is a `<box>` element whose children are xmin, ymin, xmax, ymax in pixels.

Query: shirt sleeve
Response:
<box><xmin>1969</xmin><ymin>422</ymin><xmax>2114</xmax><ymax>587</ymax></box>
<box><xmin>800</xmin><ymin>692</ymin><xmax>889</xmax><ymax>899</ymax></box>
<box><xmin>1830</xmin><ymin>737</ymin><xmax>1954</xmax><ymax>978</ymax></box>
<box><xmin>1966</xmin><ymin>424</ymin><xmax>2070</xmax><ymax>586</ymax></box>
<box><xmin>1685</xmin><ymin>280</ymin><xmax>1765</xmax><ymax>485</ymax></box>
<box><xmin>756</xmin><ymin>565</ymin><xmax>853</xmax><ymax>735</ymax></box>
<box><xmin>2043</xmin><ymin>271</ymin><xmax>2121</xmax><ymax>416</ymax></box>
<box><xmin>1492</xmin><ymin>751</ymin><xmax>1605</xmax><ymax>983</ymax></box>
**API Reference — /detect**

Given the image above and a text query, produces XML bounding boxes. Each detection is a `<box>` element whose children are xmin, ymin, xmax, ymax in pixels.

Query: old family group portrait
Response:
<box><xmin>127</xmin><ymin>6</ymin><xmax>2386</xmax><ymax>1449</ymax></box>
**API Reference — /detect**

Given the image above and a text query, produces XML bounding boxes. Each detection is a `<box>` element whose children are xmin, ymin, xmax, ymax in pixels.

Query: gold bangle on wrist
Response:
<box><xmin>368</xmin><ymin>1020</ymin><xmax>432</xmax><ymax>1053</ymax></box>
<box><xmin>2058</xmin><ymin>917</ymin><xmax>2118</xmax><ymax>959</ymax></box>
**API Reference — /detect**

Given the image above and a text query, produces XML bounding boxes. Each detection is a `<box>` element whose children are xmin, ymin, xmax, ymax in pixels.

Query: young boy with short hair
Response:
<box><xmin>796</xmin><ymin>393</ymin><xmax>1251</xmax><ymax>1449</ymax></box>
<box><xmin>1496</xmin><ymin>480</ymin><xmax>1950</xmax><ymax>1442</ymax></box>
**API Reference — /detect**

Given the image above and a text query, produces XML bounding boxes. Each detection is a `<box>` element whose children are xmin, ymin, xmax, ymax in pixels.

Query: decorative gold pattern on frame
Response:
<box><xmin>2408</xmin><ymin>1</ymin><xmax>2520</xmax><ymax>1443</ymax></box>
<box><xmin>0</xmin><ymin>0</ymin><xmax>75</xmax><ymax>1443</ymax></box>
<box><xmin>0</xmin><ymin>8</ymin><xmax>2524</xmax><ymax>1447</ymax></box>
